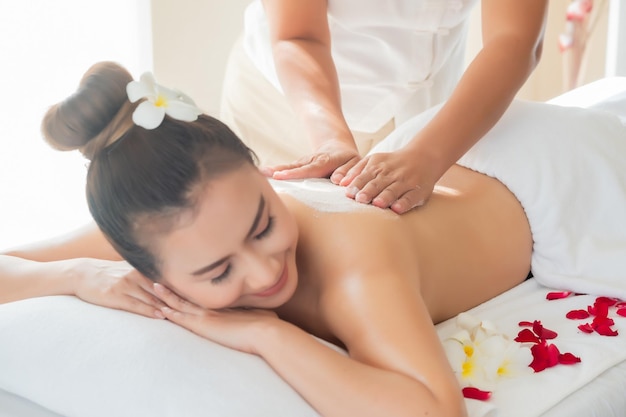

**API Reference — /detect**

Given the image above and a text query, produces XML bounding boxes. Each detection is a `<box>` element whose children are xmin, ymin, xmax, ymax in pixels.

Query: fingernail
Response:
<box><xmin>347</xmin><ymin>186</ymin><xmax>359</xmax><ymax>197</ymax></box>
<box><xmin>154</xmin><ymin>310</ymin><xmax>165</xmax><ymax>319</ymax></box>
<box><xmin>356</xmin><ymin>192</ymin><xmax>370</xmax><ymax>204</ymax></box>
<box><xmin>330</xmin><ymin>173</ymin><xmax>343</xmax><ymax>184</ymax></box>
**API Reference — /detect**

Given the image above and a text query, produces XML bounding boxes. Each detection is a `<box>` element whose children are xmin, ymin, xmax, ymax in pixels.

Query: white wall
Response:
<box><xmin>606</xmin><ymin>0</ymin><xmax>626</xmax><ymax>76</ymax></box>
<box><xmin>0</xmin><ymin>0</ymin><xmax>152</xmax><ymax>250</ymax></box>
<box><xmin>151</xmin><ymin>0</ymin><xmax>252</xmax><ymax>116</ymax></box>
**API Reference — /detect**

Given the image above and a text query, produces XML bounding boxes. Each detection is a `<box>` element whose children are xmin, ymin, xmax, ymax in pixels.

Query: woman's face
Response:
<box><xmin>156</xmin><ymin>165</ymin><xmax>299</xmax><ymax>310</ymax></box>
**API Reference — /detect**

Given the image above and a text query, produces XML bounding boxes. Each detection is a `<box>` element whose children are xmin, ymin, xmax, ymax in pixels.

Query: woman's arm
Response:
<box><xmin>157</xmin><ymin>269</ymin><xmax>466</xmax><ymax>417</ymax></box>
<box><xmin>0</xmin><ymin>222</ymin><xmax>164</xmax><ymax>317</ymax></box>
<box><xmin>261</xmin><ymin>0</ymin><xmax>360</xmax><ymax>180</ymax></box>
<box><xmin>260</xmin><ymin>276</ymin><xmax>466</xmax><ymax>417</ymax></box>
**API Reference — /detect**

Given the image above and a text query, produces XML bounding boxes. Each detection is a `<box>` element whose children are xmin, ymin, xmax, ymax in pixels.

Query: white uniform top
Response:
<box><xmin>243</xmin><ymin>0</ymin><xmax>479</xmax><ymax>133</ymax></box>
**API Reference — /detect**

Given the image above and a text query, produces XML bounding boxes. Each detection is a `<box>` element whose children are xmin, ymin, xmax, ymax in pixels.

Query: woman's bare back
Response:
<box><xmin>278</xmin><ymin>164</ymin><xmax>532</xmax><ymax>343</ymax></box>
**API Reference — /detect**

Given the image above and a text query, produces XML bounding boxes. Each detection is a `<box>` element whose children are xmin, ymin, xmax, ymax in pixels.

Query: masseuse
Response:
<box><xmin>220</xmin><ymin>0</ymin><xmax>548</xmax><ymax>213</ymax></box>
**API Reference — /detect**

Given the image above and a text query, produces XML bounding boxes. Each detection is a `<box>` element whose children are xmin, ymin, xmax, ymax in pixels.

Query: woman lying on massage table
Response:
<box><xmin>1</xmin><ymin>62</ymin><xmax>625</xmax><ymax>417</ymax></box>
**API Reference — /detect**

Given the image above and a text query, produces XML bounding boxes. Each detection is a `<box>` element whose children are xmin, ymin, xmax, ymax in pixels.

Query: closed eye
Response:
<box><xmin>211</xmin><ymin>264</ymin><xmax>231</xmax><ymax>284</ymax></box>
<box><xmin>255</xmin><ymin>216</ymin><xmax>275</xmax><ymax>240</ymax></box>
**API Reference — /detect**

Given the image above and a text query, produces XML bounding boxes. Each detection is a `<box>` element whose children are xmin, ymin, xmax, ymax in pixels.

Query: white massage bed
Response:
<box><xmin>1</xmin><ymin>77</ymin><xmax>625</xmax><ymax>417</ymax></box>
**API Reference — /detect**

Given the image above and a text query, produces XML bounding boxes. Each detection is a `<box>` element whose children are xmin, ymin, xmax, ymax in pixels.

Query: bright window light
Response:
<box><xmin>0</xmin><ymin>0</ymin><xmax>152</xmax><ymax>250</ymax></box>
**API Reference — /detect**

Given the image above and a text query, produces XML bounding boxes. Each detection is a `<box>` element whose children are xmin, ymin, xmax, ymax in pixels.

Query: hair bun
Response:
<box><xmin>41</xmin><ymin>61</ymin><xmax>134</xmax><ymax>158</ymax></box>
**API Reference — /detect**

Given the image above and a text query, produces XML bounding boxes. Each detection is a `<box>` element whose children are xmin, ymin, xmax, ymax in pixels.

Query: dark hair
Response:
<box><xmin>41</xmin><ymin>61</ymin><xmax>256</xmax><ymax>280</ymax></box>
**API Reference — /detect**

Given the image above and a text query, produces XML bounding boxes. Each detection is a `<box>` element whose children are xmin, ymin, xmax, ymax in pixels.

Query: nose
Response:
<box><xmin>241</xmin><ymin>249</ymin><xmax>282</xmax><ymax>292</ymax></box>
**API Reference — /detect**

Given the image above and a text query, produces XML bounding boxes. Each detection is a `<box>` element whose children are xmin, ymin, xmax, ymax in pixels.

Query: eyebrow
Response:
<box><xmin>190</xmin><ymin>195</ymin><xmax>265</xmax><ymax>276</ymax></box>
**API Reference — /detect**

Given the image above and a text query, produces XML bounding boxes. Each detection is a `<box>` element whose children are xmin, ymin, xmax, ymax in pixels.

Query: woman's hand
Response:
<box><xmin>154</xmin><ymin>283</ymin><xmax>278</xmax><ymax>354</ymax></box>
<box><xmin>262</xmin><ymin>140</ymin><xmax>361</xmax><ymax>184</ymax></box>
<box><xmin>71</xmin><ymin>258</ymin><xmax>166</xmax><ymax>318</ymax></box>
<box><xmin>340</xmin><ymin>148</ymin><xmax>437</xmax><ymax>214</ymax></box>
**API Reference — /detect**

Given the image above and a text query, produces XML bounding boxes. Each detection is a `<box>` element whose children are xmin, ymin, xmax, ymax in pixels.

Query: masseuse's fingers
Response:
<box><xmin>266</xmin><ymin>142</ymin><xmax>361</xmax><ymax>181</ymax></box>
<box><xmin>341</xmin><ymin>150</ymin><xmax>434</xmax><ymax>214</ymax></box>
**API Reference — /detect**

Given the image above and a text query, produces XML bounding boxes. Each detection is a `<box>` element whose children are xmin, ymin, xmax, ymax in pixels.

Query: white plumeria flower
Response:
<box><xmin>126</xmin><ymin>72</ymin><xmax>202</xmax><ymax>129</ymax></box>
<box><xmin>443</xmin><ymin>313</ymin><xmax>532</xmax><ymax>390</ymax></box>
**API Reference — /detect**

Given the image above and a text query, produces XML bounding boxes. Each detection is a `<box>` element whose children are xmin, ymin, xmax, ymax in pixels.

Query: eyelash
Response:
<box><xmin>211</xmin><ymin>216</ymin><xmax>275</xmax><ymax>284</ymax></box>
<box><xmin>255</xmin><ymin>216</ymin><xmax>275</xmax><ymax>240</ymax></box>
<box><xmin>211</xmin><ymin>265</ymin><xmax>231</xmax><ymax>284</ymax></box>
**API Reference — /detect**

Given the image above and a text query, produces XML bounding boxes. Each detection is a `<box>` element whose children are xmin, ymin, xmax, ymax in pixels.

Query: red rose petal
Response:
<box><xmin>595</xmin><ymin>324</ymin><xmax>619</xmax><ymax>337</ymax></box>
<box><xmin>615</xmin><ymin>302</ymin><xmax>626</xmax><ymax>309</ymax></box>
<box><xmin>595</xmin><ymin>297</ymin><xmax>618</xmax><ymax>307</ymax></box>
<box><xmin>515</xmin><ymin>328</ymin><xmax>540</xmax><ymax>343</ymax></box>
<box><xmin>592</xmin><ymin>316</ymin><xmax>615</xmax><ymax>327</ymax></box>
<box><xmin>462</xmin><ymin>387</ymin><xmax>492</xmax><ymax>401</ymax></box>
<box><xmin>559</xmin><ymin>352</ymin><xmax>582</xmax><ymax>365</ymax></box>
<box><xmin>578</xmin><ymin>323</ymin><xmax>594</xmax><ymax>333</ymax></box>
<box><xmin>547</xmin><ymin>291</ymin><xmax>573</xmax><ymax>300</ymax></box>
<box><xmin>529</xmin><ymin>342</ymin><xmax>560</xmax><ymax>372</ymax></box>
<box><xmin>616</xmin><ymin>308</ymin><xmax>626</xmax><ymax>317</ymax></box>
<box><xmin>566</xmin><ymin>309</ymin><xmax>590</xmax><ymax>320</ymax></box>
<box><xmin>518</xmin><ymin>321</ymin><xmax>534</xmax><ymax>327</ymax></box>
<box><xmin>546</xmin><ymin>343</ymin><xmax>561</xmax><ymax>367</ymax></box>
<box><xmin>533</xmin><ymin>321</ymin><xmax>558</xmax><ymax>340</ymax></box>
<box><xmin>590</xmin><ymin>302</ymin><xmax>609</xmax><ymax>318</ymax></box>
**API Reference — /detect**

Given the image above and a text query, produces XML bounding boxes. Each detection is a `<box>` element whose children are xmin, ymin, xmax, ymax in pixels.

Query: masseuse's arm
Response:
<box><xmin>0</xmin><ymin>222</ymin><xmax>164</xmax><ymax>317</ymax></box>
<box><xmin>261</xmin><ymin>0</ymin><xmax>361</xmax><ymax>181</ymax></box>
<box><xmin>342</xmin><ymin>0</ymin><xmax>548</xmax><ymax>213</ymax></box>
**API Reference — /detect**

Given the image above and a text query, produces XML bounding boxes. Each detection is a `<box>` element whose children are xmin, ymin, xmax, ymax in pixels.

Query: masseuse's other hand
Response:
<box><xmin>340</xmin><ymin>148</ymin><xmax>436</xmax><ymax>214</ymax></box>
<box><xmin>262</xmin><ymin>141</ymin><xmax>361</xmax><ymax>184</ymax></box>
<box><xmin>72</xmin><ymin>258</ymin><xmax>166</xmax><ymax>318</ymax></box>
<box><xmin>154</xmin><ymin>283</ymin><xmax>278</xmax><ymax>355</ymax></box>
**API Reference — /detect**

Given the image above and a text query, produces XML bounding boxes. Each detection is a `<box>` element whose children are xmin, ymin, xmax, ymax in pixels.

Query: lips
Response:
<box><xmin>254</xmin><ymin>264</ymin><xmax>288</xmax><ymax>297</ymax></box>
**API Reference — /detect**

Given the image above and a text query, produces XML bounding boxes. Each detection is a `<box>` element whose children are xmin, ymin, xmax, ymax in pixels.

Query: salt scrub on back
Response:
<box><xmin>269</xmin><ymin>179</ymin><xmax>381</xmax><ymax>213</ymax></box>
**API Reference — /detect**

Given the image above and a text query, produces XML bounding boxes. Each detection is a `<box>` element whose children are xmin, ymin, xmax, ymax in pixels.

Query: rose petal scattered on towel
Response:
<box><xmin>514</xmin><ymin>328</ymin><xmax>540</xmax><ymax>343</ymax></box>
<box><xmin>532</xmin><ymin>321</ymin><xmax>558</xmax><ymax>340</ymax></box>
<box><xmin>546</xmin><ymin>291</ymin><xmax>573</xmax><ymax>300</ymax></box>
<box><xmin>595</xmin><ymin>297</ymin><xmax>618</xmax><ymax>307</ymax></box>
<box><xmin>462</xmin><ymin>387</ymin><xmax>492</xmax><ymax>401</ymax></box>
<box><xmin>616</xmin><ymin>308</ymin><xmax>626</xmax><ymax>317</ymax></box>
<box><xmin>558</xmin><ymin>352</ymin><xmax>582</xmax><ymax>365</ymax></box>
<box><xmin>566</xmin><ymin>309</ymin><xmax>590</xmax><ymax>320</ymax></box>
<box><xmin>518</xmin><ymin>321</ymin><xmax>534</xmax><ymax>327</ymax></box>
<box><xmin>578</xmin><ymin>323</ymin><xmax>594</xmax><ymax>333</ymax></box>
<box><xmin>595</xmin><ymin>324</ymin><xmax>619</xmax><ymax>337</ymax></box>
<box><xmin>529</xmin><ymin>342</ymin><xmax>560</xmax><ymax>372</ymax></box>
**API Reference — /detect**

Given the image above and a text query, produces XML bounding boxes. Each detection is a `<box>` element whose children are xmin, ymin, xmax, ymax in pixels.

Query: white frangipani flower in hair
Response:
<box><xmin>127</xmin><ymin>72</ymin><xmax>202</xmax><ymax>129</ymax></box>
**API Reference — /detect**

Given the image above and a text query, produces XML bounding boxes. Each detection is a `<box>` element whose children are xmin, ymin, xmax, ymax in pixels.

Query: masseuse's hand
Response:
<box><xmin>262</xmin><ymin>140</ymin><xmax>361</xmax><ymax>185</ymax></box>
<box><xmin>72</xmin><ymin>258</ymin><xmax>166</xmax><ymax>318</ymax></box>
<box><xmin>340</xmin><ymin>148</ymin><xmax>437</xmax><ymax>214</ymax></box>
<box><xmin>154</xmin><ymin>283</ymin><xmax>278</xmax><ymax>355</ymax></box>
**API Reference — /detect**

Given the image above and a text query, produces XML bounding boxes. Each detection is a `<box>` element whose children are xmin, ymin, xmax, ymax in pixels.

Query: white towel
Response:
<box><xmin>372</xmin><ymin>98</ymin><xmax>626</xmax><ymax>300</ymax></box>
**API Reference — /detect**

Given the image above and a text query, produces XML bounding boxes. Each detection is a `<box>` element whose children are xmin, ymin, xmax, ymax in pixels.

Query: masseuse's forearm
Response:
<box><xmin>0</xmin><ymin>255</ymin><xmax>75</xmax><ymax>304</ymax></box>
<box><xmin>256</xmin><ymin>321</ymin><xmax>465</xmax><ymax>417</ymax></box>
<box><xmin>405</xmin><ymin>29</ymin><xmax>544</xmax><ymax>180</ymax></box>
<box><xmin>272</xmin><ymin>39</ymin><xmax>356</xmax><ymax>151</ymax></box>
